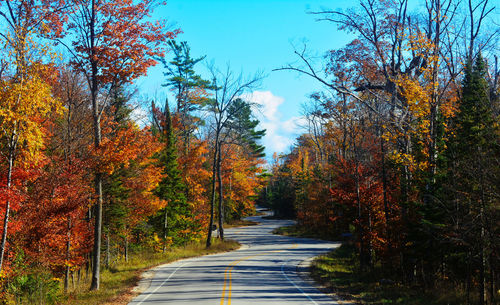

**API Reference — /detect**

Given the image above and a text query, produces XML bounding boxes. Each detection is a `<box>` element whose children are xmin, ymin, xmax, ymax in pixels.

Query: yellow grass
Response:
<box><xmin>224</xmin><ymin>219</ymin><xmax>259</xmax><ymax>228</ymax></box>
<box><xmin>58</xmin><ymin>239</ymin><xmax>239</xmax><ymax>305</ymax></box>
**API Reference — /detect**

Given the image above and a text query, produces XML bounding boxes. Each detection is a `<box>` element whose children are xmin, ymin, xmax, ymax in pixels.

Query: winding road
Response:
<box><xmin>129</xmin><ymin>209</ymin><xmax>339</xmax><ymax>305</ymax></box>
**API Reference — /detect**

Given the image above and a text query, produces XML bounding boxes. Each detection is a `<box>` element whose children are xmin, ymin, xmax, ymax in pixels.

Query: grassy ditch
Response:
<box><xmin>309</xmin><ymin>244</ymin><xmax>465</xmax><ymax>305</ymax></box>
<box><xmin>56</xmin><ymin>239</ymin><xmax>239</xmax><ymax>305</ymax></box>
<box><xmin>274</xmin><ymin>225</ymin><xmax>465</xmax><ymax>305</ymax></box>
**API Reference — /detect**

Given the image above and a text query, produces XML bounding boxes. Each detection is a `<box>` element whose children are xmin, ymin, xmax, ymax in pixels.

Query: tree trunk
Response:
<box><xmin>86</xmin><ymin>256</ymin><xmax>90</xmax><ymax>280</ymax></box>
<box><xmin>479</xmin><ymin>237</ymin><xmax>485</xmax><ymax>305</ymax></box>
<box><xmin>105</xmin><ymin>230</ymin><xmax>110</xmax><ymax>269</ymax></box>
<box><xmin>206</xmin><ymin>131</ymin><xmax>220</xmax><ymax>248</ymax></box>
<box><xmin>479</xmin><ymin>150</ymin><xmax>486</xmax><ymax>305</ymax></box>
<box><xmin>466</xmin><ymin>250</ymin><xmax>471</xmax><ymax>305</ymax></box>
<box><xmin>368</xmin><ymin>204</ymin><xmax>373</xmax><ymax>269</ymax></box>
<box><xmin>163</xmin><ymin>209</ymin><xmax>168</xmax><ymax>253</ymax></box>
<box><xmin>400</xmin><ymin>133</ymin><xmax>411</xmax><ymax>283</ymax></box>
<box><xmin>124</xmin><ymin>235</ymin><xmax>128</xmax><ymax>262</ymax></box>
<box><xmin>488</xmin><ymin>251</ymin><xmax>494</xmax><ymax>305</ymax></box>
<box><xmin>341</xmin><ymin>94</ymin><xmax>347</xmax><ymax>159</ymax></box>
<box><xmin>474</xmin><ymin>142</ymin><xmax>491</xmax><ymax>305</ymax></box>
<box><xmin>217</xmin><ymin>145</ymin><xmax>224</xmax><ymax>240</ymax></box>
<box><xmin>0</xmin><ymin>147</ymin><xmax>14</xmax><ymax>272</ymax></box>
<box><xmin>354</xmin><ymin>158</ymin><xmax>366</xmax><ymax>271</ymax></box>
<box><xmin>380</xmin><ymin>134</ymin><xmax>392</xmax><ymax>255</ymax></box>
<box><xmin>427</xmin><ymin>0</ymin><xmax>441</xmax><ymax>191</ymax></box>
<box><xmin>64</xmin><ymin>216</ymin><xmax>72</xmax><ymax>293</ymax></box>
<box><xmin>90</xmin><ymin>174</ymin><xmax>103</xmax><ymax>290</ymax></box>
<box><xmin>89</xmin><ymin>0</ymin><xmax>103</xmax><ymax>291</ymax></box>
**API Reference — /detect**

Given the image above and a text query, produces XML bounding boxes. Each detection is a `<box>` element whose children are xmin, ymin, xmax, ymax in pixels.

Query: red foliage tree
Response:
<box><xmin>65</xmin><ymin>0</ymin><xmax>178</xmax><ymax>289</ymax></box>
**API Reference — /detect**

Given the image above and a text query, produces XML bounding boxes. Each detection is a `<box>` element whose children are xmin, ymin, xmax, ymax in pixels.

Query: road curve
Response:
<box><xmin>129</xmin><ymin>210</ymin><xmax>340</xmax><ymax>305</ymax></box>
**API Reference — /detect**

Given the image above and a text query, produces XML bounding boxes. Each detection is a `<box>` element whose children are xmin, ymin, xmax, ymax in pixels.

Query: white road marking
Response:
<box><xmin>280</xmin><ymin>260</ymin><xmax>319</xmax><ymax>305</ymax></box>
<box><xmin>135</xmin><ymin>262</ymin><xmax>189</xmax><ymax>305</ymax></box>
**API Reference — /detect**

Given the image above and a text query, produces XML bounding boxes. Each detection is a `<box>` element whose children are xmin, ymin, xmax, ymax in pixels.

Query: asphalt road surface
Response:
<box><xmin>129</xmin><ymin>210</ymin><xmax>339</xmax><ymax>305</ymax></box>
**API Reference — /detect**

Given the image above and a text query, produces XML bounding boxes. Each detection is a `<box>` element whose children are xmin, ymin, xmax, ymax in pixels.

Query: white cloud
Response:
<box><xmin>268</xmin><ymin>134</ymin><xmax>295</xmax><ymax>154</ymax></box>
<box><xmin>131</xmin><ymin>105</ymin><xmax>150</xmax><ymax>127</ymax></box>
<box><xmin>242</xmin><ymin>91</ymin><xmax>302</xmax><ymax>157</ymax></box>
<box><xmin>260</xmin><ymin>121</ymin><xmax>295</xmax><ymax>155</ymax></box>
<box><xmin>243</xmin><ymin>91</ymin><xmax>284</xmax><ymax>122</ymax></box>
<box><xmin>282</xmin><ymin>116</ymin><xmax>307</xmax><ymax>134</ymax></box>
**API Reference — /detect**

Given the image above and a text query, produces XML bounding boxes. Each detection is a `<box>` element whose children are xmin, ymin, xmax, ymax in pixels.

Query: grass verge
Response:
<box><xmin>274</xmin><ymin>225</ymin><xmax>464</xmax><ymax>305</ymax></box>
<box><xmin>311</xmin><ymin>244</ymin><xmax>466</xmax><ymax>305</ymax></box>
<box><xmin>224</xmin><ymin>219</ymin><xmax>259</xmax><ymax>228</ymax></box>
<box><xmin>272</xmin><ymin>224</ymin><xmax>336</xmax><ymax>241</ymax></box>
<box><xmin>57</xmin><ymin>239</ymin><xmax>239</xmax><ymax>305</ymax></box>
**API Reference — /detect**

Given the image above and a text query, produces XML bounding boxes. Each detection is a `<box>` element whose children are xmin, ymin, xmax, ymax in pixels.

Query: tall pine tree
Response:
<box><xmin>227</xmin><ymin>98</ymin><xmax>266</xmax><ymax>159</ymax></box>
<box><xmin>160</xmin><ymin>41</ymin><xmax>210</xmax><ymax>154</ymax></box>
<box><xmin>446</xmin><ymin>54</ymin><xmax>499</xmax><ymax>305</ymax></box>
<box><xmin>152</xmin><ymin>102</ymin><xmax>192</xmax><ymax>250</ymax></box>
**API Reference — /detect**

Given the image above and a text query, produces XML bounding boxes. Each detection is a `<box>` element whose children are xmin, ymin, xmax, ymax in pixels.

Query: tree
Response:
<box><xmin>226</xmin><ymin>98</ymin><xmax>266</xmax><ymax>159</ymax></box>
<box><xmin>0</xmin><ymin>0</ymin><xmax>64</xmax><ymax>271</ymax></box>
<box><xmin>51</xmin><ymin>66</ymin><xmax>93</xmax><ymax>290</ymax></box>
<box><xmin>446</xmin><ymin>54</ymin><xmax>499</xmax><ymax>304</ymax></box>
<box><xmin>177</xmin><ymin>139</ymin><xmax>211</xmax><ymax>241</ymax></box>
<box><xmin>160</xmin><ymin>40</ymin><xmax>210</xmax><ymax>154</ymax></box>
<box><xmin>152</xmin><ymin>100</ymin><xmax>191</xmax><ymax>250</ymax></box>
<box><xmin>65</xmin><ymin>0</ymin><xmax>177</xmax><ymax>290</ymax></box>
<box><xmin>204</xmin><ymin>66</ymin><xmax>261</xmax><ymax>247</ymax></box>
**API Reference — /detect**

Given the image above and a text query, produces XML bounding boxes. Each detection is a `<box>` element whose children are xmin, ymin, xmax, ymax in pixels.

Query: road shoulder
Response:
<box><xmin>273</xmin><ymin>225</ymin><xmax>351</xmax><ymax>304</ymax></box>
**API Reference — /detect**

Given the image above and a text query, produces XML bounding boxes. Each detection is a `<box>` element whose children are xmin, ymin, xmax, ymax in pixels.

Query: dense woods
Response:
<box><xmin>0</xmin><ymin>0</ymin><xmax>265</xmax><ymax>302</ymax></box>
<box><xmin>265</xmin><ymin>0</ymin><xmax>499</xmax><ymax>304</ymax></box>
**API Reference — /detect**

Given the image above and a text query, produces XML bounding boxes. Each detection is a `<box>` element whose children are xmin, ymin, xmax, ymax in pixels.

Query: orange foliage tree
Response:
<box><xmin>0</xmin><ymin>0</ymin><xmax>64</xmax><ymax>270</ymax></box>
<box><xmin>65</xmin><ymin>0</ymin><xmax>178</xmax><ymax>289</ymax></box>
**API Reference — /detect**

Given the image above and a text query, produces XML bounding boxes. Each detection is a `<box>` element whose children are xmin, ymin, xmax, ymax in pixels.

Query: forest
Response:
<box><xmin>0</xmin><ymin>0</ymin><xmax>266</xmax><ymax>303</ymax></box>
<box><xmin>263</xmin><ymin>0</ymin><xmax>499</xmax><ymax>304</ymax></box>
<box><xmin>0</xmin><ymin>0</ymin><xmax>498</xmax><ymax>304</ymax></box>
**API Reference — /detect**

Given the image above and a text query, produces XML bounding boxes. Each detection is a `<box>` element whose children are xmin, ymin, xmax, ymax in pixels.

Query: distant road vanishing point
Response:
<box><xmin>129</xmin><ymin>209</ymin><xmax>339</xmax><ymax>305</ymax></box>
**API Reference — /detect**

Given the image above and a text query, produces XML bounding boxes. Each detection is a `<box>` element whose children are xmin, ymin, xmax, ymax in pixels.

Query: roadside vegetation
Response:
<box><xmin>53</xmin><ymin>239</ymin><xmax>238</xmax><ymax>305</ymax></box>
<box><xmin>224</xmin><ymin>219</ymin><xmax>259</xmax><ymax>229</ymax></box>
<box><xmin>311</xmin><ymin>244</ymin><xmax>466</xmax><ymax>305</ymax></box>
<box><xmin>275</xmin><ymin>226</ymin><xmax>464</xmax><ymax>305</ymax></box>
<box><xmin>273</xmin><ymin>224</ymin><xmax>336</xmax><ymax>241</ymax></box>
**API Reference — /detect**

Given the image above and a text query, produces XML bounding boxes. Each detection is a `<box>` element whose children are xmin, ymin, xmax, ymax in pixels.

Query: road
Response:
<box><xmin>129</xmin><ymin>210</ymin><xmax>339</xmax><ymax>305</ymax></box>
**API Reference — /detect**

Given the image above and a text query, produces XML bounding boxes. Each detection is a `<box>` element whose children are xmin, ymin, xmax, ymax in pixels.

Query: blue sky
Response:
<box><xmin>135</xmin><ymin>0</ymin><xmax>353</xmax><ymax>158</ymax></box>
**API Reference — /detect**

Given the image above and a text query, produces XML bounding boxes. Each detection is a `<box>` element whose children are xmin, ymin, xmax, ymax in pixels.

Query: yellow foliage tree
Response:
<box><xmin>0</xmin><ymin>37</ymin><xmax>62</xmax><ymax>273</ymax></box>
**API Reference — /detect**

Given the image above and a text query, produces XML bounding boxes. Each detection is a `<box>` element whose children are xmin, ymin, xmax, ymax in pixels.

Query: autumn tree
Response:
<box><xmin>214</xmin><ymin>99</ymin><xmax>266</xmax><ymax>222</ymax></box>
<box><xmin>51</xmin><ymin>67</ymin><xmax>94</xmax><ymax>290</ymax></box>
<box><xmin>204</xmin><ymin>66</ymin><xmax>261</xmax><ymax>246</ymax></box>
<box><xmin>65</xmin><ymin>0</ymin><xmax>177</xmax><ymax>290</ymax></box>
<box><xmin>0</xmin><ymin>0</ymin><xmax>65</xmax><ymax>273</ymax></box>
<box><xmin>176</xmin><ymin>138</ymin><xmax>211</xmax><ymax>241</ymax></box>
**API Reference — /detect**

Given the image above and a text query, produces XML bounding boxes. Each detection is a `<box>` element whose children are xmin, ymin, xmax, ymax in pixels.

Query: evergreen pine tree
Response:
<box><xmin>102</xmin><ymin>86</ymin><xmax>134</xmax><ymax>267</ymax></box>
<box><xmin>153</xmin><ymin>103</ymin><xmax>191</xmax><ymax>249</ymax></box>
<box><xmin>227</xmin><ymin>98</ymin><xmax>266</xmax><ymax>158</ymax></box>
<box><xmin>160</xmin><ymin>40</ymin><xmax>211</xmax><ymax>153</ymax></box>
<box><xmin>446</xmin><ymin>53</ymin><xmax>499</xmax><ymax>304</ymax></box>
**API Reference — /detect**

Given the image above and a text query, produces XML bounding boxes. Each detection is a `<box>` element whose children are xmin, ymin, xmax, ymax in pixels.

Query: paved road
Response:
<box><xmin>129</xmin><ymin>210</ymin><xmax>339</xmax><ymax>305</ymax></box>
